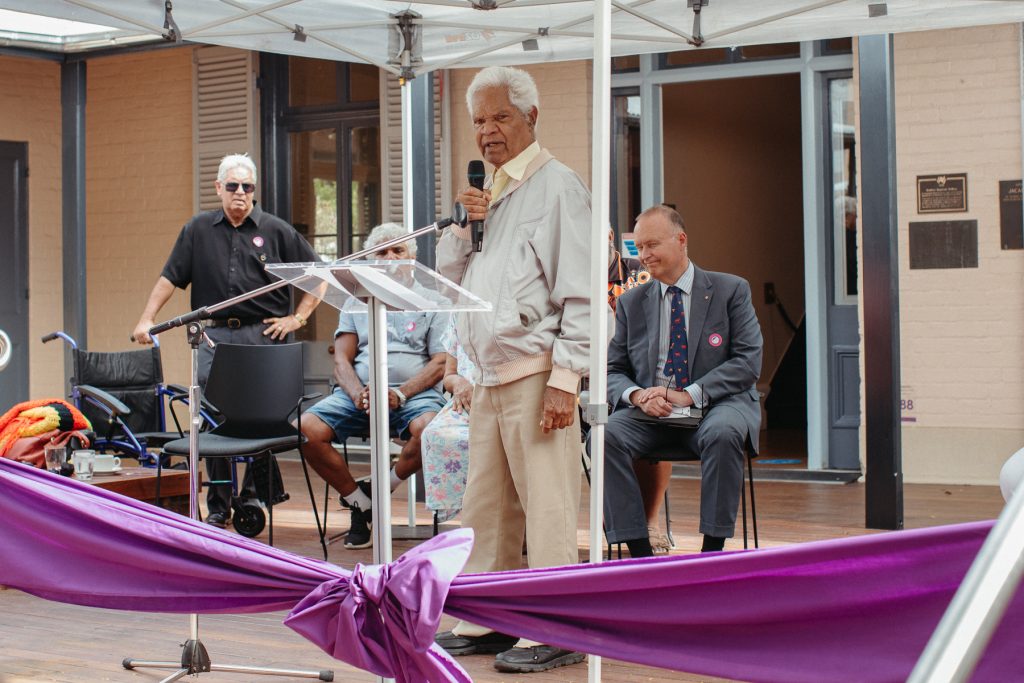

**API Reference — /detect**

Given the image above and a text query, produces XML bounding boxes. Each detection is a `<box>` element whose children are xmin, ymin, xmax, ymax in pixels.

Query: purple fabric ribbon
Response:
<box><xmin>285</xmin><ymin>530</ymin><xmax>473</xmax><ymax>682</ymax></box>
<box><xmin>443</xmin><ymin>526</ymin><xmax>1024</xmax><ymax>682</ymax></box>
<box><xmin>3</xmin><ymin>457</ymin><xmax>1024</xmax><ymax>682</ymax></box>
<box><xmin>0</xmin><ymin>458</ymin><xmax>470</xmax><ymax>682</ymax></box>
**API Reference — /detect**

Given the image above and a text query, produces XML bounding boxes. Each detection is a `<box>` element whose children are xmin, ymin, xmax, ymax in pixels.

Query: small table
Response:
<box><xmin>88</xmin><ymin>466</ymin><xmax>194</xmax><ymax>514</ymax></box>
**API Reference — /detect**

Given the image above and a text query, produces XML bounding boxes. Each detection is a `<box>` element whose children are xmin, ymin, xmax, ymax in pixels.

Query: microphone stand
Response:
<box><xmin>121</xmin><ymin>206</ymin><xmax>466</xmax><ymax>683</ymax></box>
<box><xmin>146</xmin><ymin>205</ymin><xmax>467</xmax><ymax>338</ymax></box>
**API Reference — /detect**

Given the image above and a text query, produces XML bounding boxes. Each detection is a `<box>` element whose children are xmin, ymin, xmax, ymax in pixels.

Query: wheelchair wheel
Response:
<box><xmin>233</xmin><ymin>501</ymin><xmax>266</xmax><ymax>538</ymax></box>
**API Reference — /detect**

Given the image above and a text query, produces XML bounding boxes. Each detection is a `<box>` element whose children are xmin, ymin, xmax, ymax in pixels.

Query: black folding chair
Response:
<box><xmin>159</xmin><ymin>343</ymin><xmax>321</xmax><ymax>547</ymax></box>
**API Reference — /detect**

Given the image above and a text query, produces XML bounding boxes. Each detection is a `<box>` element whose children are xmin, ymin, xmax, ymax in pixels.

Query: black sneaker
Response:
<box><xmin>435</xmin><ymin>630</ymin><xmax>519</xmax><ymax>656</ymax></box>
<box><xmin>493</xmin><ymin>645</ymin><xmax>585</xmax><ymax>673</ymax></box>
<box><xmin>344</xmin><ymin>505</ymin><xmax>373</xmax><ymax>549</ymax></box>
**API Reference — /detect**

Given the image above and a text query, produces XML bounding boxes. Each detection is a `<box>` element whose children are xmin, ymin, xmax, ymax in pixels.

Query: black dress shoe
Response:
<box><xmin>205</xmin><ymin>512</ymin><xmax>230</xmax><ymax>528</ymax></box>
<box><xmin>435</xmin><ymin>630</ymin><xmax>518</xmax><ymax>656</ymax></box>
<box><xmin>493</xmin><ymin>645</ymin><xmax>585</xmax><ymax>673</ymax></box>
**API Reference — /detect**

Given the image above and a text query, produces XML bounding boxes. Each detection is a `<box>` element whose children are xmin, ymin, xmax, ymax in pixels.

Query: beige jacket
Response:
<box><xmin>436</xmin><ymin>149</ymin><xmax>592</xmax><ymax>393</ymax></box>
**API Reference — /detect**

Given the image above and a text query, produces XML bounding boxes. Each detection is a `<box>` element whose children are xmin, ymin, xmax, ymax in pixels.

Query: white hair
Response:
<box><xmin>465</xmin><ymin>66</ymin><xmax>540</xmax><ymax>119</ymax></box>
<box><xmin>843</xmin><ymin>195</ymin><xmax>858</xmax><ymax>216</ymax></box>
<box><xmin>365</xmin><ymin>222</ymin><xmax>417</xmax><ymax>258</ymax></box>
<box><xmin>217</xmin><ymin>153</ymin><xmax>257</xmax><ymax>183</ymax></box>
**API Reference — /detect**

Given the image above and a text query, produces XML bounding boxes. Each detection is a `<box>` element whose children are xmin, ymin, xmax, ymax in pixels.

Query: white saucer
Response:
<box><xmin>93</xmin><ymin>466</ymin><xmax>122</xmax><ymax>475</ymax></box>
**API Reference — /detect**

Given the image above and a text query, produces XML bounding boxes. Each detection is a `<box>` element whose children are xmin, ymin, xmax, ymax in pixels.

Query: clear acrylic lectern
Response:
<box><xmin>266</xmin><ymin>259</ymin><xmax>490</xmax><ymax>567</ymax></box>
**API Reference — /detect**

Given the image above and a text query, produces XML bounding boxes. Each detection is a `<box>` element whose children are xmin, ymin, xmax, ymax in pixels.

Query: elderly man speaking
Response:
<box><xmin>434</xmin><ymin>66</ymin><xmax>591</xmax><ymax>674</ymax></box>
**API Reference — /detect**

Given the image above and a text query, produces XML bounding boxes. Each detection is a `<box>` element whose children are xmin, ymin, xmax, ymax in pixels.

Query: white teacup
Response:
<box><xmin>92</xmin><ymin>453</ymin><xmax>121</xmax><ymax>473</ymax></box>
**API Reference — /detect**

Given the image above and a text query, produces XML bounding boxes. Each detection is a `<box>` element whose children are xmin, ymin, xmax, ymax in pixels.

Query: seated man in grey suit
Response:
<box><xmin>592</xmin><ymin>204</ymin><xmax>763</xmax><ymax>556</ymax></box>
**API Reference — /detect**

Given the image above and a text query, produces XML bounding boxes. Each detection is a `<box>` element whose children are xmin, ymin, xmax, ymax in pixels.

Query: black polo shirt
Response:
<box><xmin>161</xmin><ymin>203</ymin><xmax>319</xmax><ymax>319</ymax></box>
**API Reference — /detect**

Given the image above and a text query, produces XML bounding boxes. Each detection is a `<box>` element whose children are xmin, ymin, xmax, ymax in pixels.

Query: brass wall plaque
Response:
<box><xmin>916</xmin><ymin>173</ymin><xmax>967</xmax><ymax>213</ymax></box>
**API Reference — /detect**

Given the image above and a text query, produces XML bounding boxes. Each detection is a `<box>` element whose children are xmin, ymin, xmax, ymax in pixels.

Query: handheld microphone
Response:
<box><xmin>468</xmin><ymin>160</ymin><xmax>486</xmax><ymax>253</ymax></box>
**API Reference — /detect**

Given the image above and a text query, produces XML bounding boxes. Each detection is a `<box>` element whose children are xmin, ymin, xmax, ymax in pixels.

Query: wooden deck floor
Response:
<box><xmin>0</xmin><ymin>459</ymin><xmax>1005</xmax><ymax>683</ymax></box>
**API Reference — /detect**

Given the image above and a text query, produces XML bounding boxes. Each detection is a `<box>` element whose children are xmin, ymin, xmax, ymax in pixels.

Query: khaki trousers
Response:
<box><xmin>453</xmin><ymin>372</ymin><xmax>582</xmax><ymax>640</ymax></box>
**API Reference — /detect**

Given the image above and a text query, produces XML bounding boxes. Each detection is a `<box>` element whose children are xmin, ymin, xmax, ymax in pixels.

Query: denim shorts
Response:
<box><xmin>305</xmin><ymin>387</ymin><xmax>446</xmax><ymax>441</ymax></box>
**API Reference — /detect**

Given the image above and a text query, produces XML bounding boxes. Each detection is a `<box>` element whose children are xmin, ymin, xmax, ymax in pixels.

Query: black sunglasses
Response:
<box><xmin>224</xmin><ymin>181</ymin><xmax>256</xmax><ymax>193</ymax></box>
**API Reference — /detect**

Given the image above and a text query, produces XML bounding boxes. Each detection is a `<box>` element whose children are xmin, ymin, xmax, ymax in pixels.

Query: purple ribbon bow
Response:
<box><xmin>284</xmin><ymin>529</ymin><xmax>475</xmax><ymax>683</ymax></box>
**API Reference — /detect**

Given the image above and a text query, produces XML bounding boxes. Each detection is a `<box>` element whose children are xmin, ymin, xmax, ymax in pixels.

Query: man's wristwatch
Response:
<box><xmin>293</xmin><ymin>313</ymin><xmax>307</xmax><ymax>327</ymax></box>
<box><xmin>393</xmin><ymin>388</ymin><xmax>408</xmax><ymax>407</ymax></box>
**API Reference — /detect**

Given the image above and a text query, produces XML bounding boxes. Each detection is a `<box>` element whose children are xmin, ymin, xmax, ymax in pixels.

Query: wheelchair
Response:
<box><xmin>41</xmin><ymin>331</ymin><xmax>217</xmax><ymax>465</ymax></box>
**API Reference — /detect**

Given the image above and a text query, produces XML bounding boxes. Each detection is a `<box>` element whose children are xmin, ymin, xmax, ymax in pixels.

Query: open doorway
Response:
<box><xmin>660</xmin><ymin>74</ymin><xmax>809</xmax><ymax>465</ymax></box>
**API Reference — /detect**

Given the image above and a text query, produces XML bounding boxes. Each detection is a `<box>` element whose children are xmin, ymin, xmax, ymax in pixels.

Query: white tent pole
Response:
<box><xmin>588</xmin><ymin>0</ymin><xmax>611</xmax><ymax>681</ymax></box>
<box><xmin>360</xmin><ymin>64</ymin><xmax>414</xmax><ymax>683</ymax></box>
<box><xmin>400</xmin><ymin>75</ymin><xmax>418</xmax><ymax>530</ymax></box>
<box><xmin>368</xmin><ymin>296</ymin><xmax>395</xmax><ymax>683</ymax></box>
<box><xmin>907</xmin><ymin>475</ymin><xmax>1024</xmax><ymax>682</ymax></box>
<box><xmin>402</xmin><ymin>77</ymin><xmax>415</xmax><ymax>234</ymax></box>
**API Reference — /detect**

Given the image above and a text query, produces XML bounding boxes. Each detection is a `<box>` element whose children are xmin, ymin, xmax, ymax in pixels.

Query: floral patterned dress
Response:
<box><xmin>421</xmin><ymin>319</ymin><xmax>475</xmax><ymax>523</ymax></box>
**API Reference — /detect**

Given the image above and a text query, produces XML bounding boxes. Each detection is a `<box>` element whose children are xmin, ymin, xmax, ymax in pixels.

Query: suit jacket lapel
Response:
<box><xmin>643</xmin><ymin>282</ymin><xmax>661</xmax><ymax>383</ymax></box>
<box><xmin>687</xmin><ymin>265</ymin><xmax>712</xmax><ymax>363</ymax></box>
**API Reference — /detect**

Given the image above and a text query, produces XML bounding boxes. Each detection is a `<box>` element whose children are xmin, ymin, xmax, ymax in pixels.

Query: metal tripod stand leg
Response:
<box><xmin>123</xmin><ymin>630</ymin><xmax>334</xmax><ymax>681</ymax></box>
<box><xmin>122</xmin><ymin>613</ymin><xmax>333</xmax><ymax>682</ymax></box>
<box><xmin>122</xmin><ymin>322</ymin><xmax>334</xmax><ymax>683</ymax></box>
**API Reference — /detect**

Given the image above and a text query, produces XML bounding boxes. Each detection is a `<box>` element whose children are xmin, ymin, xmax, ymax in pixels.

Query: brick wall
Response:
<box><xmin>891</xmin><ymin>24</ymin><xmax>1024</xmax><ymax>483</ymax></box>
<box><xmin>0</xmin><ymin>55</ymin><xmax>64</xmax><ymax>398</ymax></box>
<box><xmin>85</xmin><ymin>47</ymin><xmax>196</xmax><ymax>385</ymax></box>
<box><xmin>448</xmin><ymin>60</ymin><xmax>593</xmax><ymax>199</ymax></box>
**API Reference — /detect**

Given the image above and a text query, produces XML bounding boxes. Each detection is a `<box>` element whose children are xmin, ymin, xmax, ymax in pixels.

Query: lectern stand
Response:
<box><xmin>264</xmin><ymin>259</ymin><xmax>490</xmax><ymax>566</ymax></box>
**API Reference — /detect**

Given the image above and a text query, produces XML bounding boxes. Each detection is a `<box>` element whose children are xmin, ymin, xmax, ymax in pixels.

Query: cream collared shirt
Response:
<box><xmin>489</xmin><ymin>141</ymin><xmax>540</xmax><ymax>206</ymax></box>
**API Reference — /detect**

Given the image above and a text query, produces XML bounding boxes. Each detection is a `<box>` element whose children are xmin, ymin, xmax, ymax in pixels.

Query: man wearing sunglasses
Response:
<box><xmin>132</xmin><ymin>152</ymin><xmax>321</xmax><ymax>528</ymax></box>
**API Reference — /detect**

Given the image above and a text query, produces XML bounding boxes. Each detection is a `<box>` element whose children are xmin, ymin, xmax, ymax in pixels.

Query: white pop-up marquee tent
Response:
<box><xmin>4</xmin><ymin>2</ymin><xmax>1024</xmax><ymax>680</ymax></box>
<box><xmin>5</xmin><ymin>1</ymin><xmax>1024</xmax><ymax>68</ymax></box>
